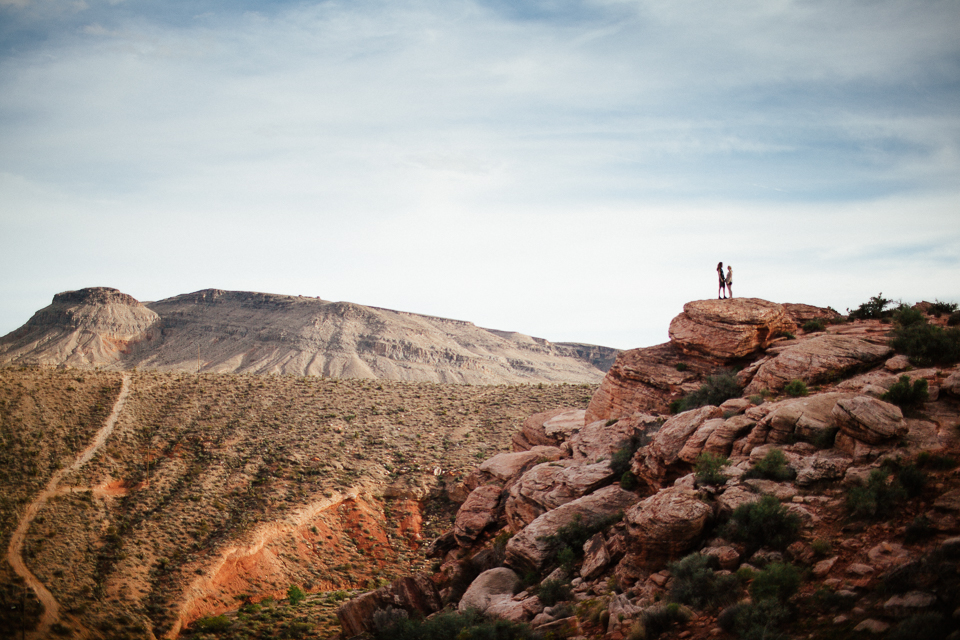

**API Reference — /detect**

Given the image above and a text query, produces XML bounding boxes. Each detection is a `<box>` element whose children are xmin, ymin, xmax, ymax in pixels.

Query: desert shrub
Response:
<box><xmin>675</xmin><ymin>362</ymin><xmax>689</xmax><ymax>371</ymax></box>
<box><xmin>802</xmin><ymin>319</ymin><xmax>826</xmax><ymax>333</ymax></box>
<box><xmin>194</xmin><ymin>615</ymin><xmax>232</xmax><ymax>632</ymax></box>
<box><xmin>557</xmin><ymin>546</ymin><xmax>577</xmax><ymax>572</ymax></box>
<box><xmin>949</xmin><ymin>311</ymin><xmax>960</xmax><ymax>326</ymax></box>
<box><xmin>848</xmin><ymin>293</ymin><xmax>892</xmax><ymax>319</ymax></box>
<box><xmin>286</xmin><ymin>584</ymin><xmax>305</xmax><ymax>607</ymax></box>
<box><xmin>717</xmin><ymin>600</ymin><xmax>789</xmax><ymax>640</ymax></box>
<box><xmin>916</xmin><ymin>451</ymin><xmax>958</xmax><ymax>470</ymax></box>
<box><xmin>643</xmin><ymin>602</ymin><xmax>691</xmax><ymax>638</ymax></box>
<box><xmin>371</xmin><ymin>608</ymin><xmax>538</xmax><ymax>640</ymax></box>
<box><xmin>748</xmin><ymin>562</ymin><xmax>800</xmax><ymax>603</ymax></box>
<box><xmin>694</xmin><ymin>452</ymin><xmax>729</xmax><ymax>486</ymax></box>
<box><xmin>882</xmin><ymin>375</ymin><xmax>929</xmax><ymax>409</ymax></box>
<box><xmin>896</xmin><ymin>463</ymin><xmax>927</xmax><ymax>498</ymax></box>
<box><xmin>929</xmin><ymin>300</ymin><xmax>959</xmax><ymax>317</ymax></box>
<box><xmin>726</xmin><ymin>495</ymin><xmax>800</xmax><ymax>553</ymax></box>
<box><xmin>673</xmin><ymin>370</ymin><xmax>741</xmax><ymax>413</ymax></box>
<box><xmin>373</xmin><ymin>606</ymin><xmax>409</xmax><ymax>633</ymax></box>
<box><xmin>904</xmin><ymin>515</ymin><xmax>935</xmax><ymax>543</ymax></box>
<box><xmin>846</xmin><ymin>469</ymin><xmax>906</xmax><ymax>520</ymax></box>
<box><xmin>891</xmin><ymin>321</ymin><xmax>960</xmax><ymax>366</ymax></box>
<box><xmin>810</xmin><ymin>539</ymin><xmax>832</xmax><ymax>556</ymax></box>
<box><xmin>619</xmin><ymin>471</ymin><xmax>639</xmax><ymax>491</ymax></box>
<box><xmin>783</xmin><ymin>379</ymin><xmax>807</xmax><ymax>397</ymax></box>
<box><xmin>743</xmin><ymin>449</ymin><xmax>796</xmax><ymax>482</ymax></box>
<box><xmin>812</xmin><ymin>426</ymin><xmax>838</xmax><ymax>449</ymax></box>
<box><xmin>537</xmin><ymin>579</ymin><xmax>573</xmax><ymax>606</ymax></box>
<box><xmin>893</xmin><ymin>305</ymin><xmax>926</xmax><ymax>328</ymax></box>
<box><xmin>668</xmin><ymin>553</ymin><xmax>740</xmax><ymax>610</ymax></box>
<box><xmin>888</xmin><ymin>612</ymin><xmax>954</xmax><ymax>640</ymax></box>
<box><xmin>539</xmin><ymin>512</ymin><xmax>622</xmax><ymax>572</ymax></box>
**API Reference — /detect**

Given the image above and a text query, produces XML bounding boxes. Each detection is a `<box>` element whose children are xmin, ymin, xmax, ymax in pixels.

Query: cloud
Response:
<box><xmin>1</xmin><ymin>0</ymin><xmax>959</xmax><ymax>347</ymax></box>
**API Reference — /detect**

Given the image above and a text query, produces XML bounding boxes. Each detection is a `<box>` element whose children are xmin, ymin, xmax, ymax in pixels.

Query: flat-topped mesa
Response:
<box><xmin>0</xmin><ymin>287</ymin><xmax>160</xmax><ymax>368</ymax></box>
<box><xmin>668</xmin><ymin>298</ymin><xmax>796</xmax><ymax>360</ymax></box>
<box><xmin>24</xmin><ymin>287</ymin><xmax>159</xmax><ymax>336</ymax></box>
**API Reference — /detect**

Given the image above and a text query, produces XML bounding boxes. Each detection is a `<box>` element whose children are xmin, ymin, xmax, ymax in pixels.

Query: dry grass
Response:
<box><xmin>0</xmin><ymin>366</ymin><xmax>595</xmax><ymax>639</ymax></box>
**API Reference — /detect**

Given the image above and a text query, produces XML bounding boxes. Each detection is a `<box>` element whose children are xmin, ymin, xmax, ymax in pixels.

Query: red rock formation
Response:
<box><xmin>668</xmin><ymin>298</ymin><xmax>796</xmax><ymax>359</ymax></box>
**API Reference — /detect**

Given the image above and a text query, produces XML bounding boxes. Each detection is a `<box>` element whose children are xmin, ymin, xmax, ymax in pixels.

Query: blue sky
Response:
<box><xmin>1</xmin><ymin>0</ymin><xmax>958</xmax><ymax>350</ymax></box>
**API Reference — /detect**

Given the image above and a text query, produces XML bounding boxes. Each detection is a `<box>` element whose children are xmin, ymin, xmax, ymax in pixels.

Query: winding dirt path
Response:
<box><xmin>5</xmin><ymin>374</ymin><xmax>131</xmax><ymax>638</ymax></box>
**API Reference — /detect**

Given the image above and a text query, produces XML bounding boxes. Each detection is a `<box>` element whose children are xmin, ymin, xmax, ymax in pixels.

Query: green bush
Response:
<box><xmin>802</xmin><ymin>319</ymin><xmax>826</xmax><ymax>333</ymax></box>
<box><xmin>891</xmin><ymin>321</ymin><xmax>960</xmax><ymax>366</ymax></box>
<box><xmin>539</xmin><ymin>512</ymin><xmax>622</xmax><ymax>571</ymax></box>
<box><xmin>896</xmin><ymin>463</ymin><xmax>927</xmax><ymax>498</ymax></box>
<box><xmin>673</xmin><ymin>370</ymin><xmax>742</xmax><ymax>413</ymax></box>
<box><xmin>619</xmin><ymin>471</ymin><xmax>639</xmax><ymax>491</ymax></box>
<box><xmin>286</xmin><ymin>584</ymin><xmax>305</xmax><ymax>607</ymax></box>
<box><xmin>848</xmin><ymin>293</ymin><xmax>892</xmax><ymax>319</ymax></box>
<box><xmin>949</xmin><ymin>311</ymin><xmax>960</xmax><ymax>326</ymax></box>
<box><xmin>888</xmin><ymin>613</ymin><xmax>953</xmax><ymax>640</ymax></box>
<box><xmin>929</xmin><ymin>300</ymin><xmax>959</xmax><ymax>317</ymax></box>
<box><xmin>846</xmin><ymin>469</ymin><xmax>907</xmax><ymax>520</ymax></box>
<box><xmin>537</xmin><ymin>579</ymin><xmax>573</xmax><ymax>606</ymax></box>
<box><xmin>904</xmin><ymin>515</ymin><xmax>934</xmax><ymax>543</ymax></box>
<box><xmin>668</xmin><ymin>553</ymin><xmax>740</xmax><ymax>610</ymax></box>
<box><xmin>194</xmin><ymin>615</ymin><xmax>232</xmax><ymax>632</ymax></box>
<box><xmin>748</xmin><ymin>562</ymin><xmax>800</xmax><ymax>603</ymax></box>
<box><xmin>882</xmin><ymin>375</ymin><xmax>929</xmax><ymax>408</ymax></box>
<box><xmin>893</xmin><ymin>305</ymin><xmax>926</xmax><ymax>328</ymax></box>
<box><xmin>643</xmin><ymin>602</ymin><xmax>691</xmax><ymax>638</ymax></box>
<box><xmin>694</xmin><ymin>452</ymin><xmax>729</xmax><ymax>486</ymax></box>
<box><xmin>916</xmin><ymin>451</ymin><xmax>958</xmax><ymax>470</ymax></box>
<box><xmin>744</xmin><ymin>449</ymin><xmax>796</xmax><ymax>482</ymax></box>
<box><xmin>675</xmin><ymin>362</ymin><xmax>689</xmax><ymax>371</ymax></box>
<box><xmin>371</xmin><ymin>608</ymin><xmax>539</xmax><ymax>640</ymax></box>
<box><xmin>783</xmin><ymin>379</ymin><xmax>807</xmax><ymax>397</ymax></box>
<box><xmin>717</xmin><ymin>600</ymin><xmax>790</xmax><ymax>640</ymax></box>
<box><xmin>726</xmin><ymin>495</ymin><xmax>801</xmax><ymax>554</ymax></box>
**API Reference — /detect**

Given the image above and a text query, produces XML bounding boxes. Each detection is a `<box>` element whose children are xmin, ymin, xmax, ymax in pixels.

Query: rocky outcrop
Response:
<box><xmin>566</xmin><ymin>415</ymin><xmax>660</xmax><ymax>462</ymax></box>
<box><xmin>504</xmin><ymin>460</ymin><xmax>615</xmax><ymax>530</ymax></box>
<box><xmin>833</xmin><ymin>396</ymin><xmax>906</xmax><ymax>445</ymax></box>
<box><xmin>743</xmin><ymin>335</ymin><xmax>893</xmax><ymax>395</ymax></box>
<box><xmin>668</xmin><ymin>299</ymin><xmax>796</xmax><ymax>360</ymax></box>
<box><xmin>635</xmin><ymin>406</ymin><xmax>723</xmax><ymax>487</ymax></box>
<box><xmin>458</xmin><ymin>568</ymin><xmax>520</xmax><ymax>613</ymax></box>
<box><xmin>454</xmin><ymin>485</ymin><xmax>504</xmax><ymax>546</ymax></box>
<box><xmin>782</xmin><ymin>303</ymin><xmax>841</xmax><ymax>325</ymax></box>
<box><xmin>504</xmin><ymin>486</ymin><xmax>637</xmax><ymax>572</ymax></box>
<box><xmin>512</xmin><ymin>409</ymin><xmax>584</xmax><ymax>451</ymax></box>
<box><xmin>624</xmin><ymin>487</ymin><xmax>713</xmax><ymax>568</ymax></box>
<box><xmin>336</xmin><ymin>575</ymin><xmax>442</xmax><ymax>638</ymax></box>
<box><xmin>585</xmin><ymin>343</ymin><xmax>709</xmax><ymax>421</ymax></box>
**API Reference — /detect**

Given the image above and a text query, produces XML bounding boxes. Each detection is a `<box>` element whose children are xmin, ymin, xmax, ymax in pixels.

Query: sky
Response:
<box><xmin>1</xmin><ymin>0</ymin><xmax>958</xmax><ymax>350</ymax></box>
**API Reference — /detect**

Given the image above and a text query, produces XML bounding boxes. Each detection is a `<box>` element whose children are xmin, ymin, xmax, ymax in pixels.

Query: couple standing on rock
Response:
<box><xmin>717</xmin><ymin>262</ymin><xmax>733</xmax><ymax>299</ymax></box>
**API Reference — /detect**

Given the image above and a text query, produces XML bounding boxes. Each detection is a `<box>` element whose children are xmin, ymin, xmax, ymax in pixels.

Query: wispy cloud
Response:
<box><xmin>1</xmin><ymin>0</ymin><xmax>958</xmax><ymax>348</ymax></box>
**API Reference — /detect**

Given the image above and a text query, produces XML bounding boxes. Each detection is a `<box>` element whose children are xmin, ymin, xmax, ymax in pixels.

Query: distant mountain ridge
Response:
<box><xmin>0</xmin><ymin>287</ymin><xmax>617</xmax><ymax>384</ymax></box>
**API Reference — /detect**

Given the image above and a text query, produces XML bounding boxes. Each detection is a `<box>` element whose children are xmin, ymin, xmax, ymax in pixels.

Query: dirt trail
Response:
<box><xmin>5</xmin><ymin>373</ymin><xmax>131</xmax><ymax>638</ymax></box>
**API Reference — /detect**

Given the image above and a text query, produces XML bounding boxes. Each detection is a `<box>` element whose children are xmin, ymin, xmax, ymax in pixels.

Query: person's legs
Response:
<box><xmin>727</xmin><ymin>284</ymin><xmax>733</xmax><ymax>298</ymax></box>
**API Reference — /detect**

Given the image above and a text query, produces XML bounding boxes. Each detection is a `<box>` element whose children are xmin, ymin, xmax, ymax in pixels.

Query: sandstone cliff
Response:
<box><xmin>0</xmin><ymin>288</ymin><xmax>617</xmax><ymax>384</ymax></box>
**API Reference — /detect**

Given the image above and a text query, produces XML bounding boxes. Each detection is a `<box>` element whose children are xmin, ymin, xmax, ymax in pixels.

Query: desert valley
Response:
<box><xmin>2</xmin><ymin>288</ymin><xmax>960</xmax><ymax>640</ymax></box>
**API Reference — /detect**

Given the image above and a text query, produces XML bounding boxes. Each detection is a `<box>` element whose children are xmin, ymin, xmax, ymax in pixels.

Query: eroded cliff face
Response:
<box><xmin>337</xmin><ymin>298</ymin><xmax>960</xmax><ymax>640</ymax></box>
<box><xmin>0</xmin><ymin>287</ymin><xmax>161</xmax><ymax>368</ymax></box>
<box><xmin>1</xmin><ymin>287</ymin><xmax>616</xmax><ymax>384</ymax></box>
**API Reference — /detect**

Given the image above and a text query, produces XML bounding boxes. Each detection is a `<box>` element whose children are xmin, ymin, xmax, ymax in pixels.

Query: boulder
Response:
<box><xmin>454</xmin><ymin>485</ymin><xmax>503</xmax><ymax>546</ymax></box>
<box><xmin>512</xmin><ymin>408</ymin><xmax>583</xmax><ymax>451</ymax></box>
<box><xmin>702</xmin><ymin>414</ymin><xmax>757</xmax><ymax>457</ymax></box>
<box><xmin>701</xmin><ymin>546</ymin><xmax>740</xmax><ymax>570</ymax></box>
<box><xmin>504</xmin><ymin>459</ymin><xmax>616</xmax><ymax>531</ymax></box>
<box><xmin>624</xmin><ymin>487</ymin><xmax>713</xmax><ymax>568</ymax></box>
<box><xmin>485</xmin><ymin>595</ymin><xmax>543</xmax><ymax>622</ymax></box>
<box><xmin>883</xmin><ymin>591</ymin><xmax>937</xmax><ymax>618</ymax></box>
<box><xmin>635</xmin><ymin>405</ymin><xmax>724</xmax><ymax>486</ymax></box>
<box><xmin>586</xmin><ymin>342</ymin><xmax>711</xmax><ymax>421</ymax></box>
<box><xmin>742</xmin><ymin>479</ymin><xmax>797</xmax><ymax>501</ymax></box>
<box><xmin>744</xmin><ymin>335</ymin><xmax>893</xmax><ymax>395</ymax></box>
<box><xmin>943</xmin><ymin>371</ymin><xmax>960</xmax><ymax>398</ymax></box>
<box><xmin>567</xmin><ymin>414</ymin><xmax>661</xmax><ymax>462</ymax></box>
<box><xmin>580</xmin><ymin>532</ymin><xmax>611</xmax><ymax>580</ymax></box>
<box><xmin>782</xmin><ymin>302</ymin><xmax>840</xmax><ymax>325</ymax></box>
<box><xmin>677</xmin><ymin>418</ymin><xmax>727</xmax><ymax>464</ymax></box>
<box><xmin>934</xmin><ymin>489</ymin><xmax>960</xmax><ymax>512</ymax></box>
<box><xmin>459</xmin><ymin>568</ymin><xmax>520</xmax><ymax>613</ymax></box>
<box><xmin>504</xmin><ymin>486</ymin><xmax>637</xmax><ymax>573</ymax></box>
<box><xmin>606</xmin><ymin>593</ymin><xmax>643</xmax><ymax>637</ymax></box>
<box><xmin>668</xmin><ymin>298</ymin><xmax>796</xmax><ymax>359</ymax></box>
<box><xmin>795</xmin><ymin>450</ymin><xmax>853</xmax><ymax>486</ymax></box>
<box><xmin>755</xmin><ymin>393</ymin><xmax>854</xmax><ymax>445</ymax></box>
<box><xmin>477</xmin><ymin>446</ymin><xmax>564</xmax><ymax>484</ymax></box>
<box><xmin>337</xmin><ymin>575</ymin><xmax>442</xmax><ymax>638</ymax></box>
<box><xmin>833</xmin><ymin>396</ymin><xmax>906</xmax><ymax>445</ymax></box>
<box><xmin>885</xmin><ymin>355</ymin><xmax>912</xmax><ymax>371</ymax></box>
<box><xmin>715</xmin><ymin>486</ymin><xmax>761</xmax><ymax>516</ymax></box>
